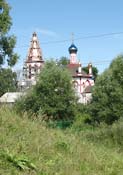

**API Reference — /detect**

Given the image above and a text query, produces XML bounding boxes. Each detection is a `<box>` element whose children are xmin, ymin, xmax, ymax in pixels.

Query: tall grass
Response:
<box><xmin>1</xmin><ymin>106</ymin><xmax>123</xmax><ymax>174</ymax></box>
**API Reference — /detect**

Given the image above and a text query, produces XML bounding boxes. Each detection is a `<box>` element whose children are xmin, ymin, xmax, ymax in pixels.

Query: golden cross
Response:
<box><xmin>71</xmin><ymin>33</ymin><xmax>74</xmax><ymax>43</ymax></box>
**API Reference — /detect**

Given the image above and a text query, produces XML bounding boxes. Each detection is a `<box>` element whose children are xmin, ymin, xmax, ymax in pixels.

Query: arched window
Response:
<box><xmin>73</xmin><ymin>81</ymin><xmax>78</xmax><ymax>89</ymax></box>
<box><xmin>29</xmin><ymin>65</ymin><xmax>32</xmax><ymax>79</ymax></box>
<box><xmin>85</xmin><ymin>79</ymin><xmax>91</xmax><ymax>86</ymax></box>
<box><xmin>34</xmin><ymin>64</ymin><xmax>38</xmax><ymax>72</ymax></box>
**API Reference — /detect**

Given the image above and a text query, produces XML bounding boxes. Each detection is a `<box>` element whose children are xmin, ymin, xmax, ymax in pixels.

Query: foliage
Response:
<box><xmin>84</xmin><ymin>119</ymin><xmax>123</xmax><ymax>147</ymax></box>
<box><xmin>82</xmin><ymin>66</ymin><xmax>98</xmax><ymax>80</ymax></box>
<box><xmin>0</xmin><ymin>68</ymin><xmax>17</xmax><ymax>96</ymax></box>
<box><xmin>71</xmin><ymin>103</ymin><xmax>91</xmax><ymax>129</ymax></box>
<box><xmin>16</xmin><ymin>61</ymin><xmax>77</xmax><ymax>121</ymax></box>
<box><xmin>1</xmin><ymin>150</ymin><xmax>37</xmax><ymax>171</ymax></box>
<box><xmin>0</xmin><ymin>0</ymin><xmax>19</xmax><ymax>66</ymax></box>
<box><xmin>57</xmin><ymin>56</ymin><xmax>69</xmax><ymax>67</ymax></box>
<box><xmin>89</xmin><ymin>55</ymin><xmax>123</xmax><ymax>124</ymax></box>
<box><xmin>1</xmin><ymin>106</ymin><xmax>123</xmax><ymax>174</ymax></box>
<box><xmin>71</xmin><ymin>113</ymin><xmax>92</xmax><ymax>132</ymax></box>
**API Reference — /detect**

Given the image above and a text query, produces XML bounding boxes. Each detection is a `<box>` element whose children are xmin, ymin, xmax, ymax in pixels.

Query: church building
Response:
<box><xmin>20</xmin><ymin>32</ymin><xmax>94</xmax><ymax>104</ymax></box>
<box><xmin>67</xmin><ymin>42</ymin><xmax>94</xmax><ymax>103</ymax></box>
<box><xmin>19</xmin><ymin>32</ymin><xmax>44</xmax><ymax>89</ymax></box>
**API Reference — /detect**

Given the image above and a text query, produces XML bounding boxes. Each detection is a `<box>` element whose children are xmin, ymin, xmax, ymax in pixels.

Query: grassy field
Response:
<box><xmin>1</xmin><ymin>106</ymin><xmax>123</xmax><ymax>175</ymax></box>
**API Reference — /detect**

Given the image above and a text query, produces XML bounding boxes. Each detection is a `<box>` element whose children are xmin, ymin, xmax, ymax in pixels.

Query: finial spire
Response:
<box><xmin>71</xmin><ymin>33</ymin><xmax>74</xmax><ymax>43</ymax></box>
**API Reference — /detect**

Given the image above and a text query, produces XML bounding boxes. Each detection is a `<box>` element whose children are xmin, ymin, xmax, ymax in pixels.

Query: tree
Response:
<box><xmin>0</xmin><ymin>68</ymin><xmax>17</xmax><ymax>96</ymax></box>
<box><xmin>16</xmin><ymin>61</ymin><xmax>77</xmax><ymax>121</ymax></box>
<box><xmin>57</xmin><ymin>56</ymin><xmax>69</xmax><ymax>67</ymax></box>
<box><xmin>89</xmin><ymin>55</ymin><xmax>123</xmax><ymax>125</ymax></box>
<box><xmin>0</xmin><ymin>0</ymin><xmax>19</xmax><ymax>96</ymax></box>
<box><xmin>0</xmin><ymin>0</ymin><xmax>19</xmax><ymax>66</ymax></box>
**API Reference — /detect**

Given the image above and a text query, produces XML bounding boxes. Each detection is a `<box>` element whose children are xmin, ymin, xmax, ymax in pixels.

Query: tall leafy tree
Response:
<box><xmin>57</xmin><ymin>56</ymin><xmax>69</xmax><ymax>67</ymax></box>
<box><xmin>16</xmin><ymin>61</ymin><xmax>77</xmax><ymax>121</ymax></box>
<box><xmin>0</xmin><ymin>68</ymin><xmax>17</xmax><ymax>96</ymax></box>
<box><xmin>0</xmin><ymin>0</ymin><xmax>19</xmax><ymax>96</ymax></box>
<box><xmin>0</xmin><ymin>0</ymin><xmax>19</xmax><ymax>66</ymax></box>
<box><xmin>89</xmin><ymin>55</ymin><xmax>123</xmax><ymax>124</ymax></box>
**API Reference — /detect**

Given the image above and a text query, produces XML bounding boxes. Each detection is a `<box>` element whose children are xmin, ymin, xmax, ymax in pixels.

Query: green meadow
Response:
<box><xmin>1</xmin><ymin>106</ymin><xmax>123</xmax><ymax>175</ymax></box>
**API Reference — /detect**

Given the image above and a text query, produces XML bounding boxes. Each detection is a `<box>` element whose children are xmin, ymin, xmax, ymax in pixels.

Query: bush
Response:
<box><xmin>89</xmin><ymin>55</ymin><xmax>123</xmax><ymax>125</ymax></box>
<box><xmin>84</xmin><ymin>119</ymin><xmax>123</xmax><ymax>148</ymax></box>
<box><xmin>71</xmin><ymin>113</ymin><xmax>93</xmax><ymax>132</ymax></box>
<box><xmin>15</xmin><ymin>61</ymin><xmax>77</xmax><ymax>122</ymax></box>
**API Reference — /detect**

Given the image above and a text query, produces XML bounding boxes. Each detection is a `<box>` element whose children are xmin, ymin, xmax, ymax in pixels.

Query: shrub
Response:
<box><xmin>15</xmin><ymin>61</ymin><xmax>77</xmax><ymax>122</ymax></box>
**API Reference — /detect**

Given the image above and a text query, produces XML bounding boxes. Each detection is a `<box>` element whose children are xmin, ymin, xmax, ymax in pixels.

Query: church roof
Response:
<box><xmin>26</xmin><ymin>32</ymin><xmax>44</xmax><ymax>63</ymax></box>
<box><xmin>67</xmin><ymin>63</ymin><xmax>90</xmax><ymax>77</ymax></box>
<box><xmin>68</xmin><ymin>43</ymin><xmax>78</xmax><ymax>53</ymax></box>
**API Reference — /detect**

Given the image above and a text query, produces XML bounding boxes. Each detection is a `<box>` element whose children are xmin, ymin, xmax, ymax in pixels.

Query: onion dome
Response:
<box><xmin>68</xmin><ymin>43</ymin><xmax>78</xmax><ymax>54</ymax></box>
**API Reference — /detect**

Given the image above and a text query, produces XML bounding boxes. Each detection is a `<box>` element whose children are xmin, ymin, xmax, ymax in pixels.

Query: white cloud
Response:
<box><xmin>35</xmin><ymin>28</ymin><xmax>59</xmax><ymax>38</ymax></box>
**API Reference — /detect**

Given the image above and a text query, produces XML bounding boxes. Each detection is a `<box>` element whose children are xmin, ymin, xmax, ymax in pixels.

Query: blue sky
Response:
<box><xmin>8</xmin><ymin>0</ymin><xmax>123</xmax><ymax>73</ymax></box>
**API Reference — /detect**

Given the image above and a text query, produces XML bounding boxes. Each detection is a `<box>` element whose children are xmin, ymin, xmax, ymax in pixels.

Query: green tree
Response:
<box><xmin>16</xmin><ymin>61</ymin><xmax>77</xmax><ymax>121</ymax></box>
<box><xmin>89</xmin><ymin>55</ymin><xmax>123</xmax><ymax>125</ymax></box>
<box><xmin>57</xmin><ymin>56</ymin><xmax>69</xmax><ymax>67</ymax></box>
<box><xmin>0</xmin><ymin>68</ymin><xmax>17</xmax><ymax>96</ymax></box>
<box><xmin>0</xmin><ymin>0</ymin><xmax>18</xmax><ymax>96</ymax></box>
<box><xmin>0</xmin><ymin>0</ymin><xmax>19</xmax><ymax>66</ymax></box>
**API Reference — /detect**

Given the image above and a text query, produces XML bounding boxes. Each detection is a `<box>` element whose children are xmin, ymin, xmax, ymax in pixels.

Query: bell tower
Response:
<box><xmin>23</xmin><ymin>32</ymin><xmax>44</xmax><ymax>85</ymax></box>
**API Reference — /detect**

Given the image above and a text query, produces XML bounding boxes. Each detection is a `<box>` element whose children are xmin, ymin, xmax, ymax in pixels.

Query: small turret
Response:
<box><xmin>78</xmin><ymin>62</ymin><xmax>82</xmax><ymax>74</ymax></box>
<box><xmin>88</xmin><ymin>63</ymin><xmax>92</xmax><ymax>75</ymax></box>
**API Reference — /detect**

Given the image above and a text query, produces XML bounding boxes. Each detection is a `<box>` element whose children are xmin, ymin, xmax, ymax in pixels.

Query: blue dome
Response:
<box><xmin>68</xmin><ymin>43</ymin><xmax>78</xmax><ymax>53</ymax></box>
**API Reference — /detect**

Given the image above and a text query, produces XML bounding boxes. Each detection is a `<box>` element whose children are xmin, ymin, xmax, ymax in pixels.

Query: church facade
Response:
<box><xmin>67</xmin><ymin>43</ymin><xmax>94</xmax><ymax>103</ymax></box>
<box><xmin>20</xmin><ymin>32</ymin><xmax>94</xmax><ymax>104</ymax></box>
